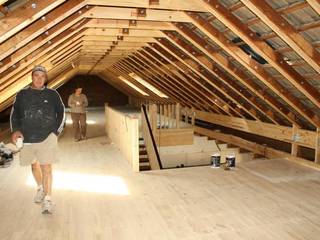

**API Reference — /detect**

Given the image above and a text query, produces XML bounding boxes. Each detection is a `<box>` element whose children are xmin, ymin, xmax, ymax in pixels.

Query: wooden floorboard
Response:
<box><xmin>0</xmin><ymin>110</ymin><xmax>320</xmax><ymax>240</ymax></box>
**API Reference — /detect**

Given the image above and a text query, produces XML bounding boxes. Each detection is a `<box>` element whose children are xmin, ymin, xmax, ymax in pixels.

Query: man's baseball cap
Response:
<box><xmin>32</xmin><ymin>65</ymin><xmax>47</xmax><ymax>74</ymax></box>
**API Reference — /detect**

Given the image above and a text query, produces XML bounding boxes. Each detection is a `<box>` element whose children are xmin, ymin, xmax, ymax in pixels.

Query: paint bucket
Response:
<box><xmin>226</xmin><ymin>154</ymin><xmax>236</xmax><ymax>169</ymax></box>
<box><xmin>211</xmin><ymin>153</ymin><xmax>221</xmax><ymax>168</ymax></box>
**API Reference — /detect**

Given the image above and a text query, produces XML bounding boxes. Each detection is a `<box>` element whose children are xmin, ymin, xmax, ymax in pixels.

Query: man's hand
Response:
<box><xmin>11</xmin><ymin>131</ymin><xmax>24</xmax><ymax>143</ymax></box>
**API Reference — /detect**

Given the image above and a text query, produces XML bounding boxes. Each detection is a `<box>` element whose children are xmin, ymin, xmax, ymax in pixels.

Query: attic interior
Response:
<box><xmin>0</xmin><ymin>0</ymin><xmax>320</xmax><ymax>239</ymax></box>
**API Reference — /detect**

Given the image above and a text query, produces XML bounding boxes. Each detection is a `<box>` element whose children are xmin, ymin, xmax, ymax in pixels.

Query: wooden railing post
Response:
<box><xmin>291</xmin><ymin>124</ymin><xmax>300</xmax><ymax>157</ymax></box>
<box><xmin>315</xmin><ymin>128</ymin><xmax>320</xmax><ymax>164</ymax></box>
<box><xmin>176</xmin><ymin>103</ymin><xmax>180</xmax><ymax>129</ymax></box>
<box><xmin>191</xmin><ymin>107</ymin><xmax>195</xmax><ymax>126</ymax></box>
<box><xmin>150</xmin><ymin>104</ymin><xmax>157</xmax><ymax>131</ymax></box>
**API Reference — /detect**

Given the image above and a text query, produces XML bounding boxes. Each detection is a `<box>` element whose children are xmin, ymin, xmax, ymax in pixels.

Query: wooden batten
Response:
<box><xmin>194</xmin><ymin>110</ymin><xmax>317</xmax><ymax>149</ymax></box>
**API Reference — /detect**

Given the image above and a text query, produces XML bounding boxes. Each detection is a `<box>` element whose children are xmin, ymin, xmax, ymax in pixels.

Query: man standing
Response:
<box><xmin>68</xmin><ymin>87</ymin><xmax>88</xmax><ymax>141</ymax></box>
<box><xmin>10</xmin><ymin>65</ymin><xmax>65</xmax><ymax>214</ymax></box>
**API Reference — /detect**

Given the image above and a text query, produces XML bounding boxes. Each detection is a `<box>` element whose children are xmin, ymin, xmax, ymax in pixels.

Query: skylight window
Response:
<box><xmin>119</xmin><ymin>76</ymin><xmax>149</xmax><ymax>96</ymax></box>
<box><xmin>129</xmin><ymin>73</ymin><xmax>169</xmax><ymax>98</ymax></box>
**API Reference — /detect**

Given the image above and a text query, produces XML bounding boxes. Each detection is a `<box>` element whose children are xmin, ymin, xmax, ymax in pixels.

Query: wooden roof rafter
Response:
<box><xmin>163</xmin><ymin>30</ymin><xmax>279</xmax><ymax>124</ymax></box>
<box><xmin>0</xmin><ymin>0</ymin><xmax>68</xmax><ymax>43</ymax></box>
<box><xmin>137</xmin><ymin>47</ymin><xmax>218</xmax><ymax>112</ymax></box>
<box><xmin>199</xmin><ymin>0</ymin><xmax>320</xmax><ymax>115</ymax></box>
<box><xmin>159</xmin><ymin>33</ymin><xmax>263</xmax><ymax>121</ymax></box>
<box><xmin>126</xmin><ymin>53</ymin><xmax>218</xmax><ymax>111</ymax></box>
<box><xmin>172</xmin><ymin>22</ymin><xmax>294</xmax><ymax>126</ymax></box>
<box><xmin>115</xmin><ymin>61</ymin><xmax>183</xmax><ymax>105</ymax></box>
<box><xmin>147</xmin><ymin>42</ymin><xmax>240</xmax><ymax>117</ymax></box>
<box><xmin>240</xmin><ymin>0</ymin><xmax>320</xmax><ymax>76</ymax></box>
<box><xmin>187</xmin><ymin>11</ymin><xmax>320</xmax><ymax>128</ymax></box>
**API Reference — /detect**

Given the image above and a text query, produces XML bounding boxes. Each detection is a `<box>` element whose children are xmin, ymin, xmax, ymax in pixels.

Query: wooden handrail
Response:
<box><xmin>141</xmin><ymin>105</ymin><xmax>162</xmax><ymax>170</ymax></box>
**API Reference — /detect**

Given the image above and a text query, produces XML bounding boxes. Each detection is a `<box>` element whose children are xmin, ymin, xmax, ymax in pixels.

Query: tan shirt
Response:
<box><xmin>68</xmin><ymin>93</ymin><xmax>88</xmax><ymax>113</ymax></box>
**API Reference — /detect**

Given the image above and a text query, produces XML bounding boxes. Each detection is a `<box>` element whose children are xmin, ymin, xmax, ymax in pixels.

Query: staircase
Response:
<box><xmin>139</xmin><ymin>137</ymin><xmax>151</xmax><ymax>171</ymax></box>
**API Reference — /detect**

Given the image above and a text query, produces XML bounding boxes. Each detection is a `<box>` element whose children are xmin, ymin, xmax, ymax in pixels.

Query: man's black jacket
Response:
<box><xmin>10</xmin><ymin>86</ymin><xmax>65</xmax><ymax>143</ymax></box>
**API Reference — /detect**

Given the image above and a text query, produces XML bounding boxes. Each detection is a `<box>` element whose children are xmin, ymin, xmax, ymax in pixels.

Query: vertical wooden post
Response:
<box><xmin>315</xmin><ymin>128</ymin><xmax>320</xmax><ymax>164</ymax></box>
<box><xmin>168</xmin><ymin>104</ymin><xmax>172</xmax><ymax>129</ymax></box>
<box><xmin>176</xmin><ymin>103</ymin><xmax>180</xmax><ymax>129</ymax></box>
<box><xmin>160</xmin><ymin>104</ymin><xmax>164</xmax><ymax>129</ymax></box>
<box><xmin>150</xmin><ymin>104</ymin><xmax>157</xmax><ymax>131</ymax></box>
<box><xmin>191</xmin><ymin>107</ymin><xmax>195</xmax><ymax>126</ymax></box>
<box><xmin>291</xmin><ymin>124</ymin><xmax>299</xmax><ymax>157</ymax></box>
<box><xmin>185</xmin><ymin>107</ymin><xmax>189</xmax><ymax>124</ymax></box>
<box><xmin>164</xmin><ymin>104</ymin><xmax>168</xmax><ymax>129</ymax></box>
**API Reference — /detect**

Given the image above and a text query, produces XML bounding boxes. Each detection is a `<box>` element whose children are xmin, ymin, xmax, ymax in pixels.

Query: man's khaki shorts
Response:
<box><xmin>19</xmin><ymin>133</ymin><xmax>58</xmax><ymax>166</ymax></box>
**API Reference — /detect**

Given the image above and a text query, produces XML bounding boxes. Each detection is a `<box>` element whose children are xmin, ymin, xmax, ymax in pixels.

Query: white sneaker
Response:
<box><xmin>42</xmin><ymin>198</ymin><xmax>53</xmax><ymax>214</ymax></box>
<box><xmin>34</xmin><ymin>188</ymin><xmax>45</xmax><ymax>203</ymax></box>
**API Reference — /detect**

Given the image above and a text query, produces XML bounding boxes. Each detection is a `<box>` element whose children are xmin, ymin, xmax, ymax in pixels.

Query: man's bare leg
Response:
<box><xmin>31</xmin><ymin>162</ymin><xmax>42</xmax><ymax>186</ymax></box>
<box><xmin>40</xmin><ymin>164</ymin><xmax>52</xmax><ymax>196</ymax></box>
<box><xmin>40</xmin><ymin>164</ymin><xmax>53</xmax><ymax>214</ymax></box>
<box><xmin>32</xmin><ymin>162</ymin><xmax>45</xmax><ymax>203</ymax></box>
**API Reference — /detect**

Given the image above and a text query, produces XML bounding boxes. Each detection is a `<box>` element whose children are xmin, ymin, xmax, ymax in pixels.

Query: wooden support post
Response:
<box><xmin>150</xmin><ymin>104</ymin><xmax>157</xmax><ymax>131</ymax></box>
<box><xmin>164</xmin><ymin>104</ymin><xmax>168</xmax><ymax>128</ymax></box>
<box><xmin>191</xmin><ymin>107</ymin><xmax>195</xmax><ymax>126</ymax></box>
<box><xmin>160</xmin><ymin>104</ymin><xmax>164</xmax><ymax>129</ymax></box>
<box><xmin>168</xmin><ymin>104</ymin><xmax>172</xmax><ymax>128</ymax></box>
<box><xmin>291</xmin><ymin>124</ymin><xmax>300</xmax><ymax>157</ymax></box>
<box><xmin>176</xmin><ymin>103</ymin><xmax>180</xmax><ymax>129</ymax></box>
<box><xmin>185</xmin><ymin>107</ymin><xmax>189</xmax><ymax>124</ymax></box>
<box><xmin>315</xmin><ymin>128</ymin><xmax>320</xmax><ymax>164</ymax></box>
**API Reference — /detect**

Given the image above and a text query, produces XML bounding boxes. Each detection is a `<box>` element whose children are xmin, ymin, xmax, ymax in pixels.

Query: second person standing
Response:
<box><xmin>68</xmin><ymin>87</ymin><xmax>88</xmax><ymax>141</ymax></box>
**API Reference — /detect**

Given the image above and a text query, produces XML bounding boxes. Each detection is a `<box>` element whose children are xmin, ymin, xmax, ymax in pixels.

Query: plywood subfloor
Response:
<box><xmin>0</xmin><ymin>110</ymin><xmax>320</xmax><ymax>240</ymax></box>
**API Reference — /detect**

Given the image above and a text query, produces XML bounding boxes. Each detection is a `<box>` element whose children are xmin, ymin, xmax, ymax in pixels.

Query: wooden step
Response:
<box><xmin>139</xmin><ymin>150</ymin><xmax>147</xmax><ymax>155</ymax></box>
<box><xmin>139</xmin><ymin>157</ymin><xmax>149</xmax><ymax>163</ymax></box>
<box><xmin>139</xmin><ymin>144</ymin><xmax>146</xmax><ymax>148</ymax></box>
<box><xmin>139</xmin><ymin>165</ymin><xmax>151</xmax><ymax>171</ymax></box>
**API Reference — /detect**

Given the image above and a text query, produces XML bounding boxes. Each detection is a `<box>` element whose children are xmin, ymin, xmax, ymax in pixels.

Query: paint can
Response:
<box><xmin>226</xmin><ymin>154</ymin><xmax>236</xmax><ymax>169</ymax></box>
<box><xmin>211</xmin><ymin>153</ymin><xmax>221</xmax><ymax>168</ymax></box>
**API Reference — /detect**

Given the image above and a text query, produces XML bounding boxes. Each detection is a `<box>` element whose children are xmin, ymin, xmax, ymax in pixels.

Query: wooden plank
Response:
<box><xmin>195</xmin><ymin>110</ymin><xmax>317</xmax><ymax>149</ymax></box>
<box><xmin>154</xmin><ymin>128</ymin><xmax>194</xmax><ymax>146</ymax></box>
<box><xmin>187</xmin><ymin>11</ymin><xmax>320</xmax><ymax>127</ymax></box>
<box><xmin>291</xmin><ymin>124</ymin><xmax>300</xmax><ymax>157</ymax></box>
<box><xmin>194</xmin><ymin>126</ymin><xmax>320</xmax><ymax>171</ymax></box>
<box><xmin>86</xmin><ymin>0</ymin><xmax>207</xmax><ymax>12</ymax></box>
<box><xmin>83</xmin><ymin>6</ymin><xmax>191</xmax><ymax>22</ymax></box>
<box><xmin>315</xmin><ymin>128</ymin><xmax>320</xmax><ymax>164</ymax></box>
<box><xmin>0</xmin><ymin>0</ymin><xmax>67</xmax><ymax>43</ymax></box>
<box><xmin>105</xmin><ymin>106</ymin><xmax>140</xmax><ymax>172</ymax></box>
<box><xmin>241</xmin><ymin>0</ymin><xmax>320</xmax><ymax>75</ymax></box>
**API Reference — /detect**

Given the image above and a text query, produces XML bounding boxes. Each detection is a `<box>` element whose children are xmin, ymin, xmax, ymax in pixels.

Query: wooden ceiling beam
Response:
<box><xmin>0</xmin><ymin>9</ymin><xmax>91</xmax><ymax>74</ymax></box>
<box><xmin>240</xmin><ymin>0</ymin><xmax>320</xmax><ymax>76</ymax></box>
<box><xmin>99</xmin><ymin>70</ymin><xmax>143</xmax><ymax>99</ymax></box>
<box><xmin>164</xmin><ymin>31</ymin><xmax>277</xmax><ymax>124</ymax></box>
<box><xmin>173</xmin><ymin>22</ymin><xmax>294</xmax><ymax>126</ymax></box>
<box><xmin>156</xmin><ymin>37</ymin><xmax>251</xmax><ymax>119</ymax></box>
<box><xmin>118</xmin><ymin>58</ymin><xmax>201</xmax><ymax>110</ymax></box>
<box><xmin>83</xmin><ymin>6</ymin><xmax>191</xmax><ymax>22</ymax></box>
<box><xmin>114</xmin><ymin>62</ymin><xmax>173</xmax><ymax>103</ymax></box>
<box><xmin>200</xmin><ymin>0</ymin><xmax>320</xmax><ymax>113</ymax></box>
<box><xmin>85</xmin><ymin>19</ymin><xmax>175</xmax><ymax>31</ymax></box>
<box><xmin>0</xmin><ymin>28</ymin><xmax>86</xmax><ymax>96</ymax></box>
<box><xmin>137</xmin><ymin>48</ymin><xmax>217</xmax><ymax>112</ymax></box>
<box><xmin>112</xmin><ymin>64</ymin><xmax>166</xmax><ymax>101</ymax></box>
<box><xmin>0</xmin><ymin>24</ymin><xmax>88</xmax><ymax>90</ymax></box>
<box><xmin>149</xmin><ymin>42</ymin><xmax>238</xmax><ymax>116</ymax></box>
<box><xmin>307</xmin><ymin>0</ymin><xmax>320</xmax><ymax>16</ymax></box>
<box><xmin>129</xmin><ymin>52</ymin><xmax>213</xmax><ymax>111</ymax></box>
<box><xmin>112</xmin><ymin>65</ymin><xmax>158</xmax><ymax>100</ymax></box>
<box><xmin>0</xmin><ymin>0</ymin><xmax>68</xmax><ymax>43</ymax></box>
<box><xmin>188</xmin><ymin>11</ymin><xmax>320</xmax><ymax>127</ymax></box>
<box><xmin>0</xmin><ymin>0</ymin><xmax>86</xmax><ymax>61</ymax></box>
<box><xmin>86</xmin><ymin>0</ymin><xmax>207</xmax><ymax>12</ymax></box>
